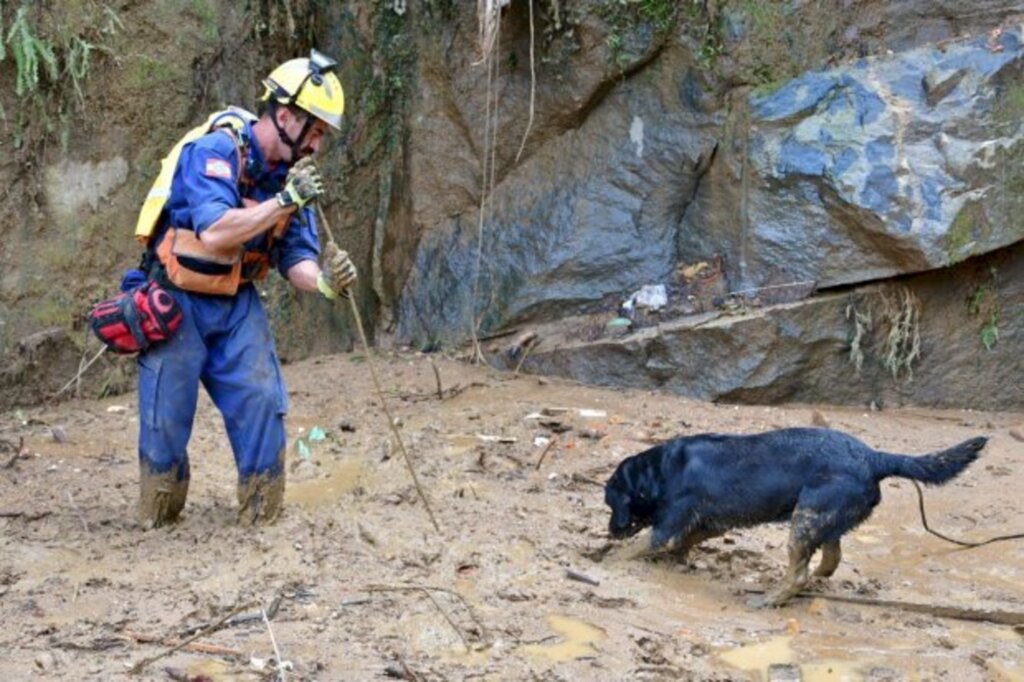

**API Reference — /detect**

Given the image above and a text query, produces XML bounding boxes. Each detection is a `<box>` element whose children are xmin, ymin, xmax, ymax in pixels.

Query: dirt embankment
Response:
<box><xmin>0</xmin><ymin>352</ymin><xmax>1022</xmax><ymax>680</ymax></box>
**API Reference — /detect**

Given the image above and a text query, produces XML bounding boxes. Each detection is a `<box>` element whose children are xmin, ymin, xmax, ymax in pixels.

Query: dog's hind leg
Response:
<box><xmin>760</xmin><ymin>508</ymin><xmax>825</xmax><ymax>607</ymax></box>
<box><xmin>812</xmin><ymin>540</ymin><xmax>842</xmax><ymax>578</ymax></box>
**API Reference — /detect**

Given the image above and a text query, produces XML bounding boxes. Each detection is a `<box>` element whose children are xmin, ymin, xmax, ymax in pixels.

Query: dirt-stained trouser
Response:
<box><xmin>137</xmin><ymin>286</ymin><xmax>288</xmax><ymax>528</ymax></box>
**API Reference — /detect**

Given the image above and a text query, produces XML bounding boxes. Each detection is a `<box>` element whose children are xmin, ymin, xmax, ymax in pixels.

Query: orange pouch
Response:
<box><xmin>157</xmin><ymin>227</ymin><xmax>242</xmax><ymax>296</ymax></box>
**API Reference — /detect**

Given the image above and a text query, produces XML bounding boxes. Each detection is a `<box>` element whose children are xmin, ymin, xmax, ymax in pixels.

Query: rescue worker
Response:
<box><xmin>134</xmin><ymin>50</ymin><xmax>356</xmax><ymax>528</ymax></box>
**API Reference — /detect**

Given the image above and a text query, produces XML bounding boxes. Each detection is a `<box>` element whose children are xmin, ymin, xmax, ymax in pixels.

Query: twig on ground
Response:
<box><xmin>3</xmin><ymin>437</ymin><xmax>26</xmax><ymax>469</ymax></box>
<box><xmin>423</xmin><ymin>589</ymin><xmax>470</xmax><ymax>652</ymax></box>
<box><xmin>127</xmin><ymin>600</ymin><xmax>257</xmax><ymax>675</ymax></box>
<box><xmin>0</xmin><ymin>510</ymin><xmax>52</xmax><ymax>520</ymax></box>
<box><xmin>365</xmin><ymin>584</ymin><xmax>486</xmax><ymax>647</ymax></box>
<box><xmin>66</xmin><ymin>491</ymin><xmax>91</xmax><ymax>533</ymax></box>
<box><xmin>430</xmin><ymin>359</ymin><xmax>443</xmax><ymax>400</ymax></box>
<box><xmin>125</xmin><ymin>632</ymin><xmax>245</xmax><ymax>658</ymax></box>
<box><xmin>742</xmin><ymin>588</ymin><xmax>1024</xmax><ymax>626</ymax></box>
<box><xmin>534</xmin><ymin>438</ymin><xmax>557</xmax><ymax>470</ymax></box>
<box><xmin>513</xmin><ymin>340</ymin><xmax>535</xmax><ymax>376</ymax></box>
<box><xmin>175</xmin><ymin>593</ymin><xmax>282</xmax><ymax>639</ymax></box>
<box><xmin>53</xmin><ymin>346</ymin><xmax>107</xmax><ymax>398</ymax></box>
<box><xmin>263</xmin><ymin>605</ymin><xmax>288</xmax><ymax>681</ymax></box>
<box><xmin>565</xmin><ymin>568</ymin><xmax>601</xmax><ymax>586</ymax></box>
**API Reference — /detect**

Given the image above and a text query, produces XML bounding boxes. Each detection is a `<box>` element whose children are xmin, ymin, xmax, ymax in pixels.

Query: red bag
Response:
<box><xmin>89</xmin><ymin>282</ymin><xmax>183</xmax><ymax>354</ymax></box>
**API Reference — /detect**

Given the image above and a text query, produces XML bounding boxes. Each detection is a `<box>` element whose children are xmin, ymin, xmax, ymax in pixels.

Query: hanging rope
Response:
<box><xmin>315</xmin><ymin>204</ymin><xmax>441</xmax><ymax>533</ymax></box>
<box><xmin>514</xmin><ymin>0</ymin><xmax>536</xmax><ymax>164</ymax></box>
<box><xmin>469</xmin><ymin>3</ymin><xmax>503</xmax><ymax>364</ymax></box>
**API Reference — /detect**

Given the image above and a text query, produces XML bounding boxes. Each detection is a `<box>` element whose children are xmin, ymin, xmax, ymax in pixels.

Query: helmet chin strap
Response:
<box><xmin>269</xmin><ymin>102</ymin><xmax>316</xmax><ymax>162</ymax></box>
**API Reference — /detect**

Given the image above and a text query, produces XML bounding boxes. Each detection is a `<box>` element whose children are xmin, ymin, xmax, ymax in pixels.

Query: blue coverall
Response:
<box><xmin>137</xmin><ymin>118</ymin><xmax>320</xmax><ymax>505</ymax></box>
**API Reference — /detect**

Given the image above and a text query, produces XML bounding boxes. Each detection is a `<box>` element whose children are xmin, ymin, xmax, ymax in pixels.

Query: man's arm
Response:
<box><xmin>199</xmin><ymin>199</ymin><xmax>297</xmax><ymax>255</ymax></box>
<box><xmin>285</xmin><ymin>258</ymin><xmax>322</xmax><ymax>293</ymax></box>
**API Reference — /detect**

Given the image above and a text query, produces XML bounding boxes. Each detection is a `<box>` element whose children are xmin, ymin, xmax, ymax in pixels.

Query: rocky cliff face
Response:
<box><xmin>0</xmin><ymin>1</ymin><xmax>1021</xmax><ymax>410</ymax></box>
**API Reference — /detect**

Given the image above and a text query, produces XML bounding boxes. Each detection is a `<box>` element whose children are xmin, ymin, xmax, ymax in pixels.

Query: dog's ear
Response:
<box><xmin>605</xmin><ymin>467</ymin><xmax>636</xmax><ymax>538</ymax></box>
<box><xmin>605</xmin><ymin>483</ymin><xmax>635</xmax><ymax>538</ymax></box>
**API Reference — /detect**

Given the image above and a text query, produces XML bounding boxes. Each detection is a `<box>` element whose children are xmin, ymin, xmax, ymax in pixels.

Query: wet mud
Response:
<box><xmin>0</xmin><ymin>352</ymin><xmax>1021</xmax><ymax>680</ymax></box>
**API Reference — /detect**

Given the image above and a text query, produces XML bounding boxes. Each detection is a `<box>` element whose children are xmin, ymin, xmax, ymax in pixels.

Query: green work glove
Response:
<box><xmin>316</xmin><ymin>242</ymin><xmax>358</xmax><ymax>300</ymax></box>
<box><xmin>276</xmin><ymin>157</ymin><xmax>324</xmax><ymax>209</ymax></box>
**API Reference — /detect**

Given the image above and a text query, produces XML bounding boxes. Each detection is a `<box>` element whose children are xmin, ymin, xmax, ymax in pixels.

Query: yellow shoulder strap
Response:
<box><xmin>133</xmin><ymin>107</ymin><xmax>258</xmax><ymax>243</ymax></box>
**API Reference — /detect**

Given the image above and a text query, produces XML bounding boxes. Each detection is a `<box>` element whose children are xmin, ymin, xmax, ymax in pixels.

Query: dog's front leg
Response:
<box><xmin>673</xmin><ymin>527</ymin><xmax>721</xmax><ymax>561</ymax></box>
<box><xmin>650</xmin><ymin>499</ymin><xmax>696</xmax><ymax>550</ymax></box>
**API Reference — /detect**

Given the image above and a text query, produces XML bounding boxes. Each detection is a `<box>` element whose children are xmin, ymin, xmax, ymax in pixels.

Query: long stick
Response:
<box><xmin>128</xmin><ymin>600</ymin><xmax>256</xmax><ymax>675</ymax></box>
<box><xmin>262</xmin><ymin>605</ymin><xmax>287</xmax><ymax>682</ymax></box>
<box><xmin>365</xmin><ymin>584</ymin><xmax>486</xmax><ymax>645</ymax></box>
<box><xmin>315</xmin><ymin>204</ymin><xmax>440</xmax><ymax>533</ymax></box>
<box><xmin>765</xmin><ymin>590</ymin><xmax>1024</xmax><ymax>626</ymax></box>
<box><xmin>53</xmin><ymin>346</ymin><xmax>107</xmax><ymax>398</ymax></box>
<box><xmin>124</xmin><ymin>632</ymin><xmax>244</xmax><ymax>658</ymax></box>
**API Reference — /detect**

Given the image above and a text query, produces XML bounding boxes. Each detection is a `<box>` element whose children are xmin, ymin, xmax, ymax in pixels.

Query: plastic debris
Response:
<box><xmin>622</xmin><ymin>284</ymin><xmax>668</xmax><ymax>313</ymax></box>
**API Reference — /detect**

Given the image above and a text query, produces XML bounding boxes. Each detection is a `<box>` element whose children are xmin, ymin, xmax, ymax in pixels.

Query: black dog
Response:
<box><xmin>604</xmin><ymin>427</ymin><xmax>986</xmax><ymax>606</ymax></box>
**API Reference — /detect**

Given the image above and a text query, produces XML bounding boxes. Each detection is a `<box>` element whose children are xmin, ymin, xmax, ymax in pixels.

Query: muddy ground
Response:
<box><xmin>0</xmin><ymin>351</ymin><xmax>1022</xmax><ymax>681</ymax></box>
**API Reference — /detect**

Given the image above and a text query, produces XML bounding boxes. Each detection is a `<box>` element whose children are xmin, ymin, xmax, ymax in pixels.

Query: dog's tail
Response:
<box><xmin>875</xmin><ymin>437</ymin><xmax>987</xmax><ymax>484</ymax></box>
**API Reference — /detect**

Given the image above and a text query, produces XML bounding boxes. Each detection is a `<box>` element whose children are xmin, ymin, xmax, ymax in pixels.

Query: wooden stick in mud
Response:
<box><xmin>262</xmin><ymin>605</ymin><xmax>288</xmax><ymax>682</ymax></box>
<box><xmin>53</xmin><ymin>346</ymin><xmax>107</xmax><ymax>398</ymax></box>
<box><xmin>430</xmin><ymin>358</ymin><xmax>443</xmax><ymax>400</ymax></box>
<box><xmin>744</xmin><ymin>589</ymin><xmax>1024</xmax><ymax>626</ymax></box>
<box><xmin>565</xmin><ymin>568</ymin><xmax>601</xmax><ymax>586</ymax></box>
<box><xmin>125</xmin><ymin>632</ymin><xmax>244</xmax><ymax>658</ymax></box>
<box><xmin>127</xmin><ymin>600</ymin><xmax>257</xmax><ymax>675</ymax></box>
<box><xmin>534</xmin><ymin>438</ymin><xmax>557</xmax><ymax>470</ymax></box>
<box><xmin>365</xmin><ymin>584</ymin><xmax>487</xmax><ymax>647</ymax></box>
<box><xmin>315</xmin><ymin>204</ymin><xmax>441</xmax><ymax>533</ymax></box>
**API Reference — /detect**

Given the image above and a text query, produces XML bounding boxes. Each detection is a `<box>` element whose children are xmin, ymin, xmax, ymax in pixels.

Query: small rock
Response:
<box><xmin>497</xmin><ymin>587</ymin><xmax>534</xmax><ymax>602</ymax></box>
<box><xmin>1008</xmin><ymin>429</ymin><xmax>1024</xmax><ymax>443</ymax></box>
<box><xmin>34</xmin><ymin>652</ymin><xmax>57</xmax><ymax>672</ymax></box>
<box><xmin>767</xmin><ymin>663</ymin><xmax>801</xmax><ymax>682</ymax></box>
<box><xmin>51</xmin><ymin>426</ymin><xmax>67</xmax><ymax>443</ymax></box>
<box><xmin>806</xmin><ymin>598</ymin><xmax>829</xmax><ymax>616</ymax></box>
<box><xmin>811</xmin><ymin>410</ymin><xmax>830</xmax><ymax>428</ymax></box>
<box><xmin>106</xmin><ymin>405</ymin><xmax>129</xmax><ymax>414</ymax></box>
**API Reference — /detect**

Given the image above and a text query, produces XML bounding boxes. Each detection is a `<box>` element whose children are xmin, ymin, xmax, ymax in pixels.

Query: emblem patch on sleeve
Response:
<box><xmin>204</xmin><ymin>158</ymin><xmax>233</xmax><ymax>179</ymax></box>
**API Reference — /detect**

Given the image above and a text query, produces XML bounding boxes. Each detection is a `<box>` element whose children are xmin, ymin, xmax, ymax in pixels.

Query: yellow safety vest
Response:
<box><xmin>133</xmin><ymin>106</ymin><xmax>258</xmax><ymax>244</ymax></box>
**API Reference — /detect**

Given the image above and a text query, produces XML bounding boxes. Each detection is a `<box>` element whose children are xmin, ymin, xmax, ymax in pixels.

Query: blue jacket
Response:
<box><xmin>160</xmin><ymin>121</ymin><xmax>321</xmax><ymax>279</ymax></box>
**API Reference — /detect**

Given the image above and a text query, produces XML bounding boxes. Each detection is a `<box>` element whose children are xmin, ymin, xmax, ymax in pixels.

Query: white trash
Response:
<box><xmin>623</xmin><ymin>284</ymin><xmax>668</xmax><ymax>313</ymax></box>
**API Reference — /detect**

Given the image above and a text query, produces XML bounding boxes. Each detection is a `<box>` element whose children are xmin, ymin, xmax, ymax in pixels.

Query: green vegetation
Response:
<box><xmin>188</xmin><ymin>0</ymin><xmax>219</xmax><ymax>41</ymax></box>
<box><xmin>844</xmin><ymin>300</ymin><xmax>872</xmax><ymax>373</ymax></box>
<box><xmin>845</xmin><ymin>287</ymin><xmax>921</xmax><ymax>382</ymax></box>
<box><xmin>0</xmin><ymin>1</ymin><xmax>121</xmax><ymax>149</ymax></box>
<box><xmin>126</xmin><ymin>54</ymin><xmax>183</xmax><ymax>89</ymax></box>
<box><xmin>351</xmin><ymin>3</ymin><xmax>416</xmax><ymax>165</ymax></box>
<box><xmin>946</xmin><ymin>201</ymin><xmax>992</xmax><ymax>264</ymax></box>
<box><xmin>6</xmin><ymin>5</ymin><xmax>58</xmax><ymax>97</ymax></box>
<box><xmin>599</xmin><ymin>0</ymin><xmax>681</xmax><ymax>70</ymax></box>
<box><xmin>879</xmin><ymin>287</ymin><xmax>920</xmax><ymax>381</ymax></box>
<box><xmin>967</xmin><ymin>267</ymin><xmax>1000</xmax><ymax>351</ymax></box>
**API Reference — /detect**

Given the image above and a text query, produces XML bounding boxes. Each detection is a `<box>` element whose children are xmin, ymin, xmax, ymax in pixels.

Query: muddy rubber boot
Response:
<box><xmin>138</xmin><ymin>463</ymin><xmax>189</xmax><ymax>529</ymax></box>
<box><xmin>236</xmin><ymin>469</ymin><xmax>286</xmax><ymax>526</ymax></box>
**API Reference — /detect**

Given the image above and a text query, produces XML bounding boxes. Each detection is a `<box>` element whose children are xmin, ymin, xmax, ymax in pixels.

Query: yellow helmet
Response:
<box><xmin>262</xmin><ymin>49</ymin><xmax>345</xmax><ymax>130</ymax></box>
